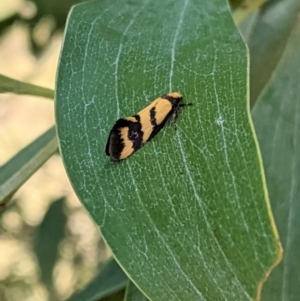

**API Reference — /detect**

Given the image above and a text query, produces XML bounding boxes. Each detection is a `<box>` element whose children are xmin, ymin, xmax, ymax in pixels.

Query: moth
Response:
<box><xmin>106</xmin><ymin>92</ymin><xmax>191</xmax><ymax>161</ymax></box>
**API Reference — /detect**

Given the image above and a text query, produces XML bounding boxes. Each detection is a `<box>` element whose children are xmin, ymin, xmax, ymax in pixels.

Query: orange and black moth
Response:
<box><xmin>106</xmin><ymin>92</ymin><xmax>191</xmax><ymax>161</ymax></box>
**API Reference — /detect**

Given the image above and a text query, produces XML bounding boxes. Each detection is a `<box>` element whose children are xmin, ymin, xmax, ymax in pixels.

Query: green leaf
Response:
<box><xmin>252</xmin><ymin>15</ymin><xmax>300</xmax><ymax>301</ymax></box>
<box><xmin>56</xmin><ymin>1</ymin><xmax>280</xmax><ymax>300</ymax></box>
<box><xmin>239</xmin><ymin>0</ymin><xmax>300</xmax><ymax>105</ymax></box>
<box><xmin>0</xmin><ymin>127</ymin><xmax>57</xmax><ymax>205</ymax></box>
<box><xmin>67</xmin><ymin>259</ymin><xmax>128</xmax><ymax>301</ymax></box>
<box><xmin>34</xmin><ymin>197</ymin><xmax>67</xmax><ymax>297</ymax></box>
<box><xmin>0</xmin><ymin>74</ymin><xmax>54</xmax><ymax>99</ymax></box>
<box><xmin>124</xmin><ymin>282</ymin><xmax>148</xmax><ymax>301</ymax></box>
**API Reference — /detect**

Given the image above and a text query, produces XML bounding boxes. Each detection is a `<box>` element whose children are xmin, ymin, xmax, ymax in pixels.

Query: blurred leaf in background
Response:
<box><xmin>245</xmin><ymin>0</ymin><xmax>300</xmax><ymax>106</ymax></box>
<box><xmin>68</xmin><ymin>259</ymin><xmax>128</xmax><ymax>301</ymax></box>
<box><xmin>251</xmin><ymin>5</ymin><xmax>300</xmax><ymax>300</ymax></box>
<box><xmin>33</xmin><ymin>197</ymin><xmax>67</xmax><ymax>300</ymax></box>
<box><xmin>0</xmin><ymin>126</ymin><xmax>57</xmax><ymax>207</ymax></box>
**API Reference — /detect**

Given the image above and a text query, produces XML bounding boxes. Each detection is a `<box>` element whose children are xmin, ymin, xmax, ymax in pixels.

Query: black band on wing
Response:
<box><xmin>150</xmin><ymin>107</ymin><xmax>157</xmax><ymax>126</ymax></box>
<box><xmin>105</xmin><ymin>118</ymin><xmax>131</xmax><ymax>159</ymax></box>
<box><xmin>127</xmin><ymin>120</ymin><xmax>143</xmax><ymax>151</ymax></box>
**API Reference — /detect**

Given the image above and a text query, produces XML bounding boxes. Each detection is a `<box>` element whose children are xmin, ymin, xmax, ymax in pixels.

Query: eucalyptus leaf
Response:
<box><xmin>252</xmin><ymin>15</ymin><xmax>300</xmax><ymax>301</ymax></box>
<box><xmin>56</xmin><ymin>1</ymin><xmax>280</xmax><ymax>300</ymax></box>
<box><xmin>241</xmin><ymin>0</ymin><xmax>300</xmax><ymax>105</ymax></box>
<box><xmin>34</xmin><ymin>197</ymin><xmax>66</xmax><ymax>298</ymax></box>
<box><xmin>67</xmin><ymin>259</ymin><xmax>128</xmax><ymax>301</ymax></box>
<box><xmin>0</xmin><ymin>127</ymin><xmax>57</xmax><ymax>205</ymax></box>
<box><xmin>0</xmin><ymin>74</ymin><xmax>54</xmax><ymax>99</ymax></box>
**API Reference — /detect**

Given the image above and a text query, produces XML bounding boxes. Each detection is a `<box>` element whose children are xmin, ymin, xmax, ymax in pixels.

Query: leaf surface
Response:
<box><xmin>56</xmin><ymin>1</ymin><xmax>280</xmax><ymax>300</ymax></box>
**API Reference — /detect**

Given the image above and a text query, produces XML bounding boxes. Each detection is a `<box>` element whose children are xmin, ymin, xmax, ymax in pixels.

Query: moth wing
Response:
<box><xmin>136</xmin><ymin>99</ymin><xmax>159</xmax><ymax>143</ymax></box>
<box><xmin>152</xmin><ymin>98</ymin><xmax>173</xmax><ymax>125</ymax></box>
<box><xmin>118</xmin><ymin>127</ymin><xmax>134</xmax><ymax>160</ymax></box>
<box><xmin>140</xmin><ymin>98</ymin><xmax>174</xmax><ymax>143</ymax></box>
<box><xmin>106</xmin><ymin>119</ymin><xmax>134</xmax><ymax>160</ymax></box>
